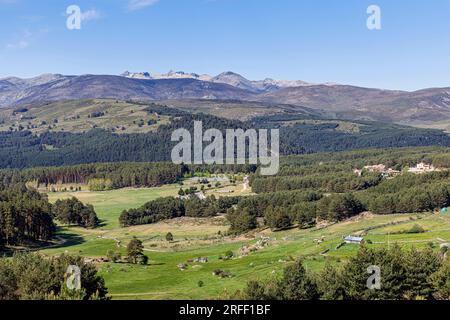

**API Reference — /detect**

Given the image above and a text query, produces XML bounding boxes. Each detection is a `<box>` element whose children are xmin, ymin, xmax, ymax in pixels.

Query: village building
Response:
<box><xmin>195</xmin><ymin>192</ymin><xmax>207</xmax><ymax>200</ymax></box>
<box><xmin>344</xmin><ymin>235</ymin><xmax>364</xmax><ymax>244</ymax></box>
<box><xmin>408</xmin><ymin>162</ymin><xmax>437</xmax><ymax>174</ymax></box>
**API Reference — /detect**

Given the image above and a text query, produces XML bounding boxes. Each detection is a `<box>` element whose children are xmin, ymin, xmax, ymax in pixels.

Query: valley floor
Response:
<box><xmin>38</xmin><ymin>186</ymin><xmax>450</xmax><ymax>300</ymax></box>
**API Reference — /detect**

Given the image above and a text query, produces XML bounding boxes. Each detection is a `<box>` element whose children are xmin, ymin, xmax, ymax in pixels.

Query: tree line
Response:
<box><xmin>251</xmin><ymin>172</ymin><xmax>382</xmax><ymax>193</ymax></box>
<box><xmin>0</xmin><ymin>162</ymin><xmax>255</xmax><ymax>190</ymax></box>
<box><xmin>0</xmin><ymin>162</ymin><xmax>185</xmax><ymax>189</ymax></box>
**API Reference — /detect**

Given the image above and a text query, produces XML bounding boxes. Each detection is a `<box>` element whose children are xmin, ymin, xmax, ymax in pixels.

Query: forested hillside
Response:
<box><xmin>1</xmin><ymin>103</ymin><xmax>450</xmax><ymax>168</ymax></box>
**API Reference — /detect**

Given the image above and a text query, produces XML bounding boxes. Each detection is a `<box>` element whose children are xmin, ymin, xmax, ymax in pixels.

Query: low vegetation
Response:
<box><xmin>240</xmin><ymin>245</ymin><xmax>450</xmax><ymax>300</ymax></box>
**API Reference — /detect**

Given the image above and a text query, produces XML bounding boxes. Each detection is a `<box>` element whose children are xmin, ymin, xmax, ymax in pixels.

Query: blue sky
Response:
<box><xmin>0</xmin><ymin>0</ymin><xmax>449</xmax><ymax>90</ymax></box>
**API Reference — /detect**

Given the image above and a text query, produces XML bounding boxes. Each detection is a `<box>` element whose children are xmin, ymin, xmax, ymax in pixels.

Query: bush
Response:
<box><xmin>406</xmin><ymin>224</ymin><xmax>426</xmax><ymax>234</ymax></box>
<box><xmin>224</xmin><ymin>250</ymin><xmax>234</xmax><ymax>260</ymax></box>
<box><xmin>166</xmin><ymin>232</ymin><xmax>174</xmax><ymax>242</ymax></box>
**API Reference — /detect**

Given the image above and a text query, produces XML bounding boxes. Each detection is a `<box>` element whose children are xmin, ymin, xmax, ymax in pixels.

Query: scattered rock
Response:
<box><xmin>239</xmin><ymin>237</ymin><xmax>270</xmax><ymax>256</ymax></box>
<box><xmin>212</xmin><ymin>269</ymin><xmax>232</xmax><ymax>278</ymax></box>
<box><xmin>177</xmin><ymin>263</ymin><xmax>188</xmax><ymax>270</ymax></box>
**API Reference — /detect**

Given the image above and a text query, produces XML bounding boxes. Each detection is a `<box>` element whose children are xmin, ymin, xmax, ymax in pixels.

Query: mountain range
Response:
<box><xmin>122</xmin><ymin>70</ymin><xmax>315</xmax><ymax>92</ymax></box>
<box><xmin>1</xmin><ymin>71</ymin><xmax>450</xmax><ymax>126</ymax></box>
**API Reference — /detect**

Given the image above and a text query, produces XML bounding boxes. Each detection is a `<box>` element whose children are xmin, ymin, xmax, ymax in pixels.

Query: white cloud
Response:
<box><xmin>5</xmin><ymin>29</ymin><xmax>47</xmax><ymax>50</ymax></box>
<box><xmin>81</xmin><ymin>9</ymin><xmax>101</xmax><ymax>22</ymax></box>
<box><xmin>128</xmin><ymin>0</ymin><xmax>159</xmax><ymax>11</ymax></box>
<box><xmin>6</xmin><ymin>40</ymin><xmax>28</xmax><ymax>49</ymax></box>
<box><xmin>6</xmin><ymin>29</ymin><xmax>31</xmax><ymax>49</ymax></box>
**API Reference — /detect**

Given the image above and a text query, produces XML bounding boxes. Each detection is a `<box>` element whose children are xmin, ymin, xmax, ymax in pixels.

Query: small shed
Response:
<box><xmin>344</xmin><ymin>235</ymin><xmax>364</xmax><ymax>244</ymax></box>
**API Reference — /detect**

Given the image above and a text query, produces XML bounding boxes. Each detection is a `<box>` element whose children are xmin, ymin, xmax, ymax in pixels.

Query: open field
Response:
<box><xmin>0</xmin><ymin>99</ymin><xmax>170</xmax><ymax>134</ymax></box>
<box><xmin>47</xmin><ymin>185</ymin><xmax>181</xmax><ymax>229</ymax></box>
<box><xmin>39</xmin><ymin>183</ymin><xmax>450</xmax><ymax>299</ymax></box>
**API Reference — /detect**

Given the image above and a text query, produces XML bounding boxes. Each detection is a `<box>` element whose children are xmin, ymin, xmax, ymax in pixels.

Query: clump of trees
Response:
<box><xmin>120</xmin><ymin>197</ymin><xmax>185</xmax><ymax>227</ymax></box>
<box><xmin>226</xmin><ymin>190</ymin><xmax>322</xmax><ymax>234</ymax></box>
<box><xmin>0</xmin><ymin>253</ymin><xmax>108</xmax><ymax>300</ymax></box>
<box><xmin>52</xmin><ymin>197</ymin><xmax>99</xmax><ymax>229</ymax></box>
<box><xmin>119</xmin><ymin>195</ymin><xmax>238</xmax><ymax>227</ymax></box>
<box><xmin>0</xmin><ymin>185</ymin><xmax>55</xmax><ymax>246</ymax></box>
<box><xmin>240</xmin><ymin>245</ymin><xmax>450</xmax><ymax>300</ymax></box>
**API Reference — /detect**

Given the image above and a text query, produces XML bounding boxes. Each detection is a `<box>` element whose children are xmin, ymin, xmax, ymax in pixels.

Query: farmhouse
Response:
<box><xmin>195</xmin><ymin>192</ymin><xmax>207</xmax><ymax>200</ymax></box>
<box><xmin>344</xmin><ymin>235</ymin><xmax>364</xmax><ymax>244</ymax></box>
<box><xmin>408</xmin><ymin>162</ymin><xmax>437</xmax><ymax>174</ymax></box>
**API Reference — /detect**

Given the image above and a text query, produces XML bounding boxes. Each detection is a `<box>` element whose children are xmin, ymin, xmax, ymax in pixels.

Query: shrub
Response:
<box><xmin>224</xmin><ymin>250</ymin><xmax>234</xmax><ymax>260</ymax></box>
<box><xmin>407</xmin><ymin>224</ymin><xmax>426</xmax><ymax>234</ymax></box>
<box><xmin>166</xmin><ymin>232</ymin><xmax>174</xmax><ymax>242</ymax></box>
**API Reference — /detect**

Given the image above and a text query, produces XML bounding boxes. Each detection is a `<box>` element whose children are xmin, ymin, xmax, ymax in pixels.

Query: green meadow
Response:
<box><xmin>47</xmin><ymin>185</ymin><xmax>181</xmax><ymax>229</ymax></box>
<box><xmin>39</xmin><ymin>185</ymin><xmax>450</xmax><ymax>299</ymax></box>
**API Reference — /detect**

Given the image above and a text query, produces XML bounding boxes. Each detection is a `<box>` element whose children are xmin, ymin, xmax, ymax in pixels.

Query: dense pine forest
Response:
<box><xmin>0</xmin><ymin>185</ymin><xmax>54</xmax><ymax>246</ymax></box>
<box><xmin>0</xmin><ymin>162</ymin><xmax>255</xmax><ymax>189</ymax></box>
<box><xmin>1</xmin><ymin>105</ymin><xmax>450</xmax><ymax>168</ymax></box>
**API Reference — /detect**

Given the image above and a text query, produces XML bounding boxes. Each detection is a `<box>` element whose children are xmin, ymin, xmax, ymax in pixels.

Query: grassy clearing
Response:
<box><xmin>47</xmin><ymin>185</ymin><xmax>181</xmax><ymax>229</ymax></box>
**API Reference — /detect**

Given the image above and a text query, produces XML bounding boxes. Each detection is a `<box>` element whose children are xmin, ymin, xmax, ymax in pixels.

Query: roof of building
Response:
<box><xmin>344</xmin><ymin>236</ymin><xmax>364</xmax><ymax>242</ymax></box>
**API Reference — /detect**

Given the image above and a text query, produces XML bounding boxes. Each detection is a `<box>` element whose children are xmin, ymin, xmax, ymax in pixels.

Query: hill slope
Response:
<box><xmin>2</xmin><ymin>73</ymin><xmax>450</xmax><ymax>126</ymax></box>
<box><xmin>0</xmin><ymin>75</ymin><xmax>255</xmax><ymax>107</ymax></box>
